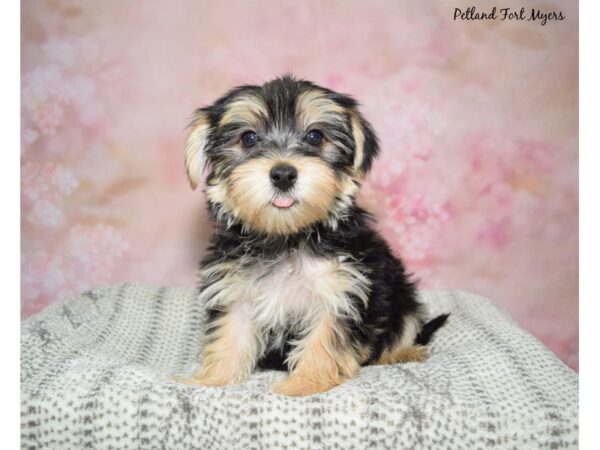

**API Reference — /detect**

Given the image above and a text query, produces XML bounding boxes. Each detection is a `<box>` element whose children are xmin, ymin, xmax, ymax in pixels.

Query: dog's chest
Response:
<box><xmin>249</xmin><ymin>252</ymin><xmax>333</xmax><ymax>327</ymax></box>
<box><xmin>201</xmin><ymin>250</ymin><xmax>368</xmax><ymax>336</ymax></box>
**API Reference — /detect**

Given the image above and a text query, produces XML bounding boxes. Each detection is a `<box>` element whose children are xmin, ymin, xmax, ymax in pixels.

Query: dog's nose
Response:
<box><xmin>270</xmin><ymin>164</ymin><xmax>298</xmax><ymax>191</ymax></box>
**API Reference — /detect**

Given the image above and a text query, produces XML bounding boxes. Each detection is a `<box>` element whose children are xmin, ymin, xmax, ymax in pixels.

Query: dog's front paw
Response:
<box><xmin>272</xmin><ymin>374</ymin><xmax>341</xmax><ymax>397</ymax></box>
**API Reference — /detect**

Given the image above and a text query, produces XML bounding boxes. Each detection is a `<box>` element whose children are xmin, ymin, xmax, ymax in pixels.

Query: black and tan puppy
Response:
<box><xmin>181</xmin><ymin>76</ymin><xmax>448</xmax><ymax>396</ymax></box>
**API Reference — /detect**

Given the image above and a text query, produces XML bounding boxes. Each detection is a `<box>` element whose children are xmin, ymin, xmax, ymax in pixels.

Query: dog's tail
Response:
<box><xmin>415</xmin><ymin>314</ymin><xmax>449</xmax><ymax>345</ymax></box>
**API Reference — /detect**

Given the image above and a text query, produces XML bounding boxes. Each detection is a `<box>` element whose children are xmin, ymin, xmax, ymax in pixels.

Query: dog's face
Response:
<box><xmin>184</xmin><ymin>76</ymin><xmax>379</xmax><ymax>235</ymax></box>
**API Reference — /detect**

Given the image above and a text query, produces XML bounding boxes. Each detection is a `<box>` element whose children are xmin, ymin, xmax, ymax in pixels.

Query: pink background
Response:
<box><xmin>21</xmin><ymin>1</ymin><xmax>578</xmax><ymax>369</ymax></box>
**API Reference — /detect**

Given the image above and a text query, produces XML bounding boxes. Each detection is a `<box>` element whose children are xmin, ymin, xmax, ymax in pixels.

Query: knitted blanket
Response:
<box><xmin>21</xmin><ymin>283</ymin><xmax>578</xmax><ymax>449</ymax></box>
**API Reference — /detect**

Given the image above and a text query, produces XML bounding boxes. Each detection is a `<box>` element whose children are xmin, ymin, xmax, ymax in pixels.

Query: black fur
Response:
<box><xmin>415</xmin><ymin>314</ymin><xmax>450</xmax><ymax>346</ymax></box>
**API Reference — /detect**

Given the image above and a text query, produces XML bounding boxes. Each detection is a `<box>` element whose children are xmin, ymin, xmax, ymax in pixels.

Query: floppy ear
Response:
<box><xmin>184</xmin><ymin>109</ymin><xmax>211</xmax><ymax>190</ymax></box>
<box><xmin>350</xmin><ymin>110</ymin><xmax>380</xmax><ymax>178</ymax></box>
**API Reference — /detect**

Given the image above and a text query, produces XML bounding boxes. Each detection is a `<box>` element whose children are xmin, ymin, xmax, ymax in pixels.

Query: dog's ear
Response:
<box><xmin>184</xmin><ymin>108</ymin><xmax>212</xmax><ymax>190</ymax></box>
<box><xmin>349</xmin><ymin>110</ymin><xmax>379</xmax><ymax>178</ymax></box>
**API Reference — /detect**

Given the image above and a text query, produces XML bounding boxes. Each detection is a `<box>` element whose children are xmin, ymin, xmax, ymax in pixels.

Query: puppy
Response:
<box><xmin>180</xmin><ymin>76</ymin><xmax>448</xmax><ymax>396</ymax></box>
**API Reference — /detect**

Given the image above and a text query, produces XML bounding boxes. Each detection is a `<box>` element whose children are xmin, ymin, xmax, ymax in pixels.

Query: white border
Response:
<box><xmin>580</xmin><ymin>0</ymin><xmax>597</xmax><ymax>448</ymax></box>
<box><xmin>0</xmin><ymin>0</ymin><xmax>21</xmax><ymax>448</ymax></box>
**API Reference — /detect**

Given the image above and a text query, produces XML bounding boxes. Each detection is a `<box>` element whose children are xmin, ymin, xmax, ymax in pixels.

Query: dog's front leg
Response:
<box><xmin>272</xmin><ymin>313</ymin><xmax>359</xmax><ymax>397</ymax></box>
<box><xmin>186</xmin><ymin>301</ymin><xmax>260</xmax><ymax>387</ymax></box>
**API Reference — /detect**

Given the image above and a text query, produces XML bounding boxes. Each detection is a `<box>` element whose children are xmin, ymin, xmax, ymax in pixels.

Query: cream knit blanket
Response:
<box><xmin>21</xmin><ymin>283</ymin><xmax>578</xmax><ymax>449</ymax></box>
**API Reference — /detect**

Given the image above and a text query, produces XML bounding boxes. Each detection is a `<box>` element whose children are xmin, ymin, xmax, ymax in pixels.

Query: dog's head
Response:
<box><xmin>185</xmin><ymin>76</ymin><xmax>379</xmax><ymax>235</ymax></box>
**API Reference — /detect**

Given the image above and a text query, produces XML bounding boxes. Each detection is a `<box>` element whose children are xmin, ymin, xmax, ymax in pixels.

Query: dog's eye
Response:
<box><xmin>241</xmin><ymin>131</ymin><xmax>259</xmax><ymax>148</ymax></box>
<box><xmin>305</xmin><ymin>130</ymin><xmax>324</xmax><ymax>146</ymax></box>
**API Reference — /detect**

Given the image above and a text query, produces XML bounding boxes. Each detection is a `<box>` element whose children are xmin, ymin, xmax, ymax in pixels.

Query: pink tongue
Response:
<box><xmin>272</xmin><ymin>197</ymin><xmax>295</xmax><ymax>208</ymax></box>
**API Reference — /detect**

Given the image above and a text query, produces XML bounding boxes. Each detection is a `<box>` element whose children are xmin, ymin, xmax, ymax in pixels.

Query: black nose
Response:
<box><xmin>269</xmin><ymin>164</ymin><xmax>298</xmax><ymax>191</ymax></box>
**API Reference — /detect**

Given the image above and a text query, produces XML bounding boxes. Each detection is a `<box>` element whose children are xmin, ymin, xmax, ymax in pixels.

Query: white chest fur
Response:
<box><xmin>199</xmin><ymin>250</ymin><xmax>371</xmax><ymax>345</ymax></box>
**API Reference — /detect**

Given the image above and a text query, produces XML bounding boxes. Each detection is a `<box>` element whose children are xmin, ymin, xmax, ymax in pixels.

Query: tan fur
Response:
<box><xmin>295</xmin><ymin>90</ymin><xmax>368</xmax><ymax>180</ymax></box>
<box><xmin>183</xmin><ymin>93</ymin><xmax>267</xmax><ymax>192</ymax></box>
<box><xmin>350</xmin><ymin>111</ymin><xmax>366</xmax><ymax>176</ymax></box>
<box><xmin>370</xmin><ymin>315</ymin><xmax>428</xmax><ymax>365</ymax></box>
<box><xmin>206</xmin><ymin>159</ymin><xmax>359</xmax><ymax>234</ymax></box>
<box><xmin>220</xmin><ymin>94</ymin><xmax>268</xmax><ymax>126</ymax></box>
<box><xmin>295</xmin><ymin>89</ymin><xmax>345</xmax><ymax>130</ymax></box>
<box><xmin>272</xmin><ymin>314</ymin><xmax>360</xmax><ymax>397</ymax></box>
<box><xmin>226</xmin><ymin>155</ymin><xmax>340</xmax><ymax>235</ymax></box>
<box><xmin>356</xmin><ymin>343</ymin><xmax>373</xmax><ymax>365</ymax></box>
<box><xmin>325</xmin><ymin>174</ymin><xmax>360</xmax><ymax>230</ymax></box>
<box><xmin>185</xmin><ymin>302</ymin><xmax>261</xmax><ymax>386</ymax></box>
<box><xmin>184</xmin><ymin>112</ymin><xmax>211</xmax><ymax>189</ymax></box>
<box><xmin>373</xmin><ymin>345</ymin><xmax>429</xmax><ymax>365</ymax></box>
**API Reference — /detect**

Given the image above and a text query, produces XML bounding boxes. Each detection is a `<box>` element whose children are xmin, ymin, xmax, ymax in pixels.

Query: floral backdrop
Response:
<box><xmin>21</xmin><ymin>0</ymin><xmax>578</xmax><ymax>369</ymax></box>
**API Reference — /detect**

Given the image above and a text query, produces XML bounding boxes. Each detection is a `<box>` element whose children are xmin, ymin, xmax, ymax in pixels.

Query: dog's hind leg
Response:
<box><xmin>369</xmin><ymin>313</ymin><xmax>449</xmax><ymax>365</ymax></box>
<box><xmin>371</xmin><ymin>344</ymin><xmax>429</xmax><ymax>365</ymax></box>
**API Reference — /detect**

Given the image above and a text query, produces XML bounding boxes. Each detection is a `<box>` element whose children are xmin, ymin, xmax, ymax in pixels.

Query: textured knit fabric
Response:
<box><xmin>21</xmin><ymin>283</ymin><xmax>579</xmax><ymax>449</ymax></box>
